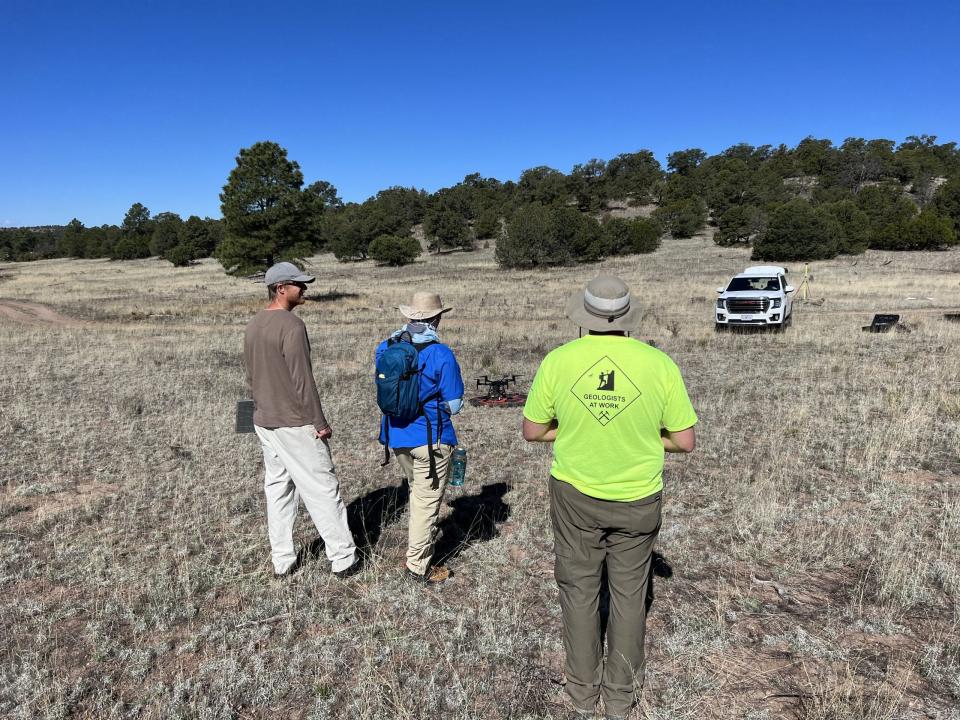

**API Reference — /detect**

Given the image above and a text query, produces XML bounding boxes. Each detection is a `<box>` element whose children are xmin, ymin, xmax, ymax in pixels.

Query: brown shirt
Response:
<box><xmin>243</xmin><ymin>309</ymin><xmax>328</xmax><ymax>431</ymax></box>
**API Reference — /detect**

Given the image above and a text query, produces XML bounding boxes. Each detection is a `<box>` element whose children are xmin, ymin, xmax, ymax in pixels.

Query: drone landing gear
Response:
<box><xmin>469</xmin><ymin>375</ymin><xmax>527</xmax><ymax>408</ymax></box>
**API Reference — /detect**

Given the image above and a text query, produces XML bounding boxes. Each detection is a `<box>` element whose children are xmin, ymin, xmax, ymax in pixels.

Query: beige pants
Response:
<box><xmin>255</xmin><ymin>425</ymin><xmax>357</xmax><ymax>574</ymax></box>
<box><xmin>394</xmin><ymin>444</ymin><xmax>453</xmax><ymax>575</ymax></box>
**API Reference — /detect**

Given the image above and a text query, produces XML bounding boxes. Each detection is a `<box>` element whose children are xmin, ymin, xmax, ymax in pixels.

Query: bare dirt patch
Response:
<box><xmin>1</xmin><ymin>481</ymin><xmax>120</xmax><ymax>528</ymax></box>
<box><xmin>0</xmin><ymin>299</ymin><xmax>88</xmax><ymax>327</ymax></box>
<box><xmin>601</xmin><ymin>200</ymin><xmax>657</xmax><ymax>219</ymax></box>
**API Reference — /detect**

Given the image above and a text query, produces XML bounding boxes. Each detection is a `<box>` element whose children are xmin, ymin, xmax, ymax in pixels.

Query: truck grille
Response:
<box><xmin>727</xmin><ymin>298</ymin><xmax>769</xmax><ymax>314</ymax></box>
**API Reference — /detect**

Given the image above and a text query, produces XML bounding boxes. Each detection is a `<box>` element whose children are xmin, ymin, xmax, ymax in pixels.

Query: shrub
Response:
<box><xmin>856</xmin><ymin>183</ymin><xmax>917</xmax><ymax>247</ymax></box>
<box><xmin>329</xmin><ymin>235</ymin><xmax>367</xmax><ymax>261</ymax></box>
<box><xmin>932</xmin><ymin>178</ymin><xmax>960</xmax><ymax>243</ymax></box>
<box><xmin>179</xmin><ymin>216</ymin><xmax>221</xmax><ymax>259</ymax></box>
<box><xmin>552</xmin><ymin>206</ymin><xmax>605</xmax><ymax>262</ymax></box>
<box><xmin>652</xmin><ymin>198</ymin><xmax>707</xmax><ymax>238</ymax></box>
<box><xmin>714</xmin><ymin>205</ymin><xmax>761</xmax><ymax>246</ymax></box>
<box><xmin>368</xmin><ymin>234</ymin><xmax>422</xmax><ymax>266</ymax></box>
<box><xmin>495</xmin><ymin>204</ymin><xmax>561</xmax><ymax>268</ymax></box>
<box><xmin>165</xmin><ymin>243</ymin><xmax>197</xmax><ymax>267</ymax></box>
<box><xmin>149</xmin><ymin>213</ymin><xmax>183</xmax><ymax>258</ymax></box>
<box><xmin>496</xmin><ymin>204</ymin><xmax>607</xmax><ymax>268</ymax></box>
<box><xmin>911</xmin><ymin>210</ymin><xmax>957</xmax><ymax>249</ymax></box>
<box><xmin>872</xmin><ymin>210</ymin><xmax>956</xmax><ymax>250</ymax></box>
<box><xmin>110</xmin><ymin>235</ymin><xmax>151</xmax><ymax>260</ymax></box>
<box><xmin>326</xmin><ymin>208</ymin><xmax>374</xmax><ymax>261</ymax></box>
<box><xmin>820</xmin><ymin>200</ymin><xmax>870</xmax><ymax>254</ymax></box>
<box><xmin>473</xmin><ymin>209</ymin><xmax>501</xmax><ymax>240</ymax></box>
<box><xmin>603</xmin><ymin>217</ymin><xmax>661</xmax><ymax>255</ymax></box>
<box><xmin>751</xmin><ymin>199</ymin><xmax>839</xmax><ymax>261</ymax></box>
<box><xmin>328</xmin><ymin>200</ymin><xmax>417</xmax><ymax>261</ymax></box>
<box><xmin>423</xmin><ymin>209</ymin><xmax>471</xmax><ymax>252</ymax></box>
<box><xmin>810</xmin><ymin>184</ymin><xmax>855</xmax><ymax>205</ymax></box>
<box><xmin>214</xmin><ymin>234</ymin><xmax>275</xmax><ymax>275</ymax></box>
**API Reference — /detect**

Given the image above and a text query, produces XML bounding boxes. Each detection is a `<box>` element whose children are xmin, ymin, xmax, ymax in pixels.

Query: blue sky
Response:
<box><xmin>2</xmin><ymin>0</ymin><xmax>959</xmax><ymax>226</ymax></box>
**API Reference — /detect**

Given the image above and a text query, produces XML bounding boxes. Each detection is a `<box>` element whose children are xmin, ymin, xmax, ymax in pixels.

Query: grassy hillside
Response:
<box><xmin>1</xmin><ymin>235</ymin><xmax>958</xmax><ymax>719</ymax></box>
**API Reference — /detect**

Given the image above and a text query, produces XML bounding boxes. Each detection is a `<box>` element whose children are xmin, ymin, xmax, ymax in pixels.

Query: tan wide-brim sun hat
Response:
<box><xmin>397</xmin><ymin>291</ymin><xmax>453</xmax><ymax>321</ymax></box>
<box><xmin>566</xmin><ymin>275</ymin><xmax>641</xmax><ymax>333</ymax></box>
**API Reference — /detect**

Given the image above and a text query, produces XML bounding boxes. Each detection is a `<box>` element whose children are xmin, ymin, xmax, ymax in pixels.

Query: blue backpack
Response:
<box><xmin>375</xmin><ymin>332</ymin><xmax>441</xmax><ymax>474</ymax></box>
<box><xmin>376</xmin><ymin>332</ymin><xmax>426</xmax><ymax>422</ymax></box>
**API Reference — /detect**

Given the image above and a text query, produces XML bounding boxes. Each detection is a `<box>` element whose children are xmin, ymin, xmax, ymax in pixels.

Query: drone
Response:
<box><xmin>469</xmin><ymin>375</ymin><xmax>527</xmax><ymax>407</ymax></box>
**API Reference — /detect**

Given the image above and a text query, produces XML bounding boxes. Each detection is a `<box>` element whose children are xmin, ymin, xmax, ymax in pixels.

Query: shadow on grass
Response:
<box><xmin>435</xmin><ymin>482</ymin><xmax>511</xmax><ymax>564</ymax></box>
<box><xmin>345</xmin><ymin>481</ymin><xmax>411</xmax><ymax>554</ymax></box>
<box><xmin>301</xmin><ymin>482</ymin><xmax>411</xmax><ymax>563</ymax></box>
<box><xmin>716</xmin><ymin>323</ymin><xmax>788</xmax><ymax>334</ymax></box>
<box><xmin>647</xmin><ymin>550</ymin><xmax>674</xmax><ymax>612</ymax></box>
<box><xmin>306</xmin><ymin>290</ymin><xmax>361</xmax><ymax>303</ymax></box>
<box><xmin>308</xmin><ymin>481</ymin><xmax>510</xmax><ymax>566</ymax></box>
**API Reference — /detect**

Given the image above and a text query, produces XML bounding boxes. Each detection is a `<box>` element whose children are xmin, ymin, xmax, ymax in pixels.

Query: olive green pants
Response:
<box><xmin>395</xmin><ymin>444</ymin><xmax>453</xmax><ymax>576</ymax></box>
<box><xmin>550</xmin><ymin>477</ymin><xmax>662</xmax><ymax>718</ymax></box>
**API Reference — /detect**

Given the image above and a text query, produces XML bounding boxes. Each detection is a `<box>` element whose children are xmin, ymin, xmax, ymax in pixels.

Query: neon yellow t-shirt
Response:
<box><xmin>523</xmin><ymin>335</ymin><xmax>698</xmax><ymax>502</ymax></box>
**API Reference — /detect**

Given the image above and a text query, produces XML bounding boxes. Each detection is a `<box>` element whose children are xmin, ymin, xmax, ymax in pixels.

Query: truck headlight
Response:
<box><xmin>716</xmin><ymin>299</ymin><xmax>725</xmax><ymax>309</ymax></box>
<box><xmin>772</xmin><ymin>298</ymin><xmax>781</xmax><ymax>309</ymax></box>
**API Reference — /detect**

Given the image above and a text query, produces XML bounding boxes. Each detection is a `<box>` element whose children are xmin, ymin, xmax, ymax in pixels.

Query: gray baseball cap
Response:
<box><xmin>264</xmin><ymin>262</ymin><xmax>315</xmax><ymax>286</ymax></box>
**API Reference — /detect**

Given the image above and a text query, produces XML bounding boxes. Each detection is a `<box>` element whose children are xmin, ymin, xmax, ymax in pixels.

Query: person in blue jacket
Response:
<box><xmin>376</xmin><ymin>291</ymin><xmax>465</xmax><ymax>585</ymax></box>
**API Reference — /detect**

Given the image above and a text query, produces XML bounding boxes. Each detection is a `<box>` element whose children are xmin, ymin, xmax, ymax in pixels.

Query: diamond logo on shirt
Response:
<box><xmin>570</xmin><ymin>356</ymin><xmax>641</xmax><ymax>426</ymax></box>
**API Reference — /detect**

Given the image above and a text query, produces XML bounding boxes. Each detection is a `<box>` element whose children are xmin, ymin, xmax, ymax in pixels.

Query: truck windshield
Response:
<box><xmin>727</xmin><ymin>277</ymin><xmax>779</xmax><ymax>292</ymax></box>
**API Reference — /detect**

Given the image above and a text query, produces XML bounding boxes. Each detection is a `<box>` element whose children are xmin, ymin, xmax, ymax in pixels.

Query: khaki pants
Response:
<box><xmin>549</xmin><ymin>476</ymin><xmax>662</xmax><ymax>718</ymax></box>
<box><xmin>255</xmin><ymin>425</ymin><xmax>357</xmax><ymax>574</ymax></box>
<box><xmin>394</xmin><ymin>444</ymin><xmax>453</xmax><ymax>575</ymax></box>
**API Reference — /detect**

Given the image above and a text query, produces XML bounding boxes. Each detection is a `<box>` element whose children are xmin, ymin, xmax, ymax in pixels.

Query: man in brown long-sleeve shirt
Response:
<box><xmin>243</xmin><ymin>262</ymin><xmax>358</xmax><ymax>579</ymax></box>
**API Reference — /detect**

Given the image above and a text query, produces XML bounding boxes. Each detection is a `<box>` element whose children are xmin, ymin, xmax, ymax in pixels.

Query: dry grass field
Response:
<box><xmin>1</xmin><ymin>233</ymin><xmax>958</xmax><ymax>719</ymax></box>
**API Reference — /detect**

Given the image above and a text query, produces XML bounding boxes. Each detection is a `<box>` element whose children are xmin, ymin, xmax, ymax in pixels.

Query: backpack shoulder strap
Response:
<box><xmin>387</xmin><ymin>330</ymin><xmax>414</xmax><ymax>347</ymax></box>
<box><xmin>411</xmin><ymin>340</ymin><xmax>441</xmax><ymax>479</ymax></box>
<box><xmin>380</xmin><ymin>415</ymin><xmax>391</xmax><ymax>467</ymax></box>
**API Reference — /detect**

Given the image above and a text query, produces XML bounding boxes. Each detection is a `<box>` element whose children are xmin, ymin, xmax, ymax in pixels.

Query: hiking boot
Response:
<box><xmin>601</xmin><ymin>704</ymin><xmax>632</xmax><ymax>719</ymax></box>
<box><xmin>332</xmin><ymin>559</ymin><xmax>362</xmax><ymax>579</ymax></box>
<box><xmin>273</xmin><ymin>556</ymin><xmax>302</xmax><ymax>580</ymax></box>
<box><xmin>559</xmin><ymin>694</ymin><xmax>596</xmax><ymax>718</ymax></box>
<box><xmin>272</xmin><ymin>568</ymin><xmax>298</xmax><ymax>585</ymax></box>
<box><xmin>405</xmin><ymin>565</ymin><xmax>451</xmax><ymax>585</ymax></box>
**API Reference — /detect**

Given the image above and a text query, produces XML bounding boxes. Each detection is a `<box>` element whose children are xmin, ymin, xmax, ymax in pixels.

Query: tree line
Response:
<box><xmin>0</xmin><ymin>208</ymin><xmax>223</xmax><ymax>265</ymax></box>
<box><xmin>3</xmin><ymin>135</ymin><xmax>959</xmax><ymax>269</ymax></box>
<box><xmin>213</xmin><ymin>142</ymin><xmax>668</xmax><ymax>272</ymax></box>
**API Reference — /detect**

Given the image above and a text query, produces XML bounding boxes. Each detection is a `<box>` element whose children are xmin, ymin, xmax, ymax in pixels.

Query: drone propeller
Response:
<box><xmin>469</xmin><ymin>373</ymin><xmax>528</xmax><ymax>408</ymax></box>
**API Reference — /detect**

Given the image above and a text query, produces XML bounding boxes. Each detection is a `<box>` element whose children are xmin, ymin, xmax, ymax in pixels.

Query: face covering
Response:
<box><xmin>392</xmin><ymin>322</ymin><xmax>440</xmax><ymax>344</ymax></box>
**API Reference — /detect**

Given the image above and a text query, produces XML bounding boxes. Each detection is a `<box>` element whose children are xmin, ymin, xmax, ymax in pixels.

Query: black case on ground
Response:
<box><xmin>235</xmin><ymin>400</ymin><xmax>255</xmax><ymax>433</ymax></box>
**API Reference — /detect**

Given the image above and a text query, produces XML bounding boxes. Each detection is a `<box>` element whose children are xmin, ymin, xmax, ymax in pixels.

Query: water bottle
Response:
<box><xmin>449</xmin><ymin>447</ymin><xmax>467</xmax><ymax>487</ymax></box>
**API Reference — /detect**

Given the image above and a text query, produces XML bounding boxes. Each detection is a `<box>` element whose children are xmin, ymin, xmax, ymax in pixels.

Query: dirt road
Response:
<box><xmin>0</xmin><ymin>300</ymin><xmax>85</xmax><ymax>327</ymax></box>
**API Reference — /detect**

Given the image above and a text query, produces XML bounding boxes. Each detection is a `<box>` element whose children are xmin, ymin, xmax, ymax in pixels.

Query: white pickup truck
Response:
<box><xmin>715</xmin><ymin>265</ymin><xmax>795</xmax><ymax>329</ymax></box>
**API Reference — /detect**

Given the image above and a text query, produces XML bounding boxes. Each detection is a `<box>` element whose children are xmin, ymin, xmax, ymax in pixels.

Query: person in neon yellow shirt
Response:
<box><xmin>523</xmin><ymin>275</ymin><xmax>697</xmax><ymax>719</ymax></box>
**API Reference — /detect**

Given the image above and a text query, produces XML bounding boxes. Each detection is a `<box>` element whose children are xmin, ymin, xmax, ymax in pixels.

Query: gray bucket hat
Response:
<box><xmin>264</xmin><ymin>261</ymin><xmax>315</xmax><ymax>286</ymax></box>
<box><xmin>566</xmin><ymin>275</ymin><xmax>641</xmax><ymax>333</ymax></box>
